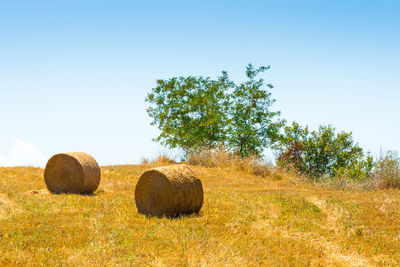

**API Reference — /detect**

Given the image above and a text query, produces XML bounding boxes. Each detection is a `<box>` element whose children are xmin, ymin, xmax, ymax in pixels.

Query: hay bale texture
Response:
<box><xmin>135</xmin><ymin>164</ymin><xmax>203</xmax><ymax>217</ymax></box>
<box><xmin>44</xmin><ymin>152</ymin><xmax>101</xmax><ymax>194</ymax></box>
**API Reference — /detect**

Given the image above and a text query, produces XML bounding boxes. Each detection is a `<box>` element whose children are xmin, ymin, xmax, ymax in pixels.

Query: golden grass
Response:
<box><xmin>187</xmin><ymin>147</ymin><xmax>272</xmax><ymax>177</ymax></box>
<box><xmin>0</xmin><ymin>164</ymin><xmax>400</xmax><ymax>266</ymax></box>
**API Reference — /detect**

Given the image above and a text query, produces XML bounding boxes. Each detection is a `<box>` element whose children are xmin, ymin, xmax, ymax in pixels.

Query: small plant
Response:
<box><xmin>373</xmin><ymin>150</ymin><xmax>400</xmax><ymax>189</ymax></box>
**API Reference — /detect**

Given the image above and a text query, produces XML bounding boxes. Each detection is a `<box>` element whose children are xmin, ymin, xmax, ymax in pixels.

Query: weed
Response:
<box><xmin>373</xmin><ymin>150</ymin><xmax>400</xmax><ymax>189</ymax></box>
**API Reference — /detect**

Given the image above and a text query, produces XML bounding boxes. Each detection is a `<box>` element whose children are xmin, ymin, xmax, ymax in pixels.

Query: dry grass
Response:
<box><xmin>373</xmin><ymin>151</ymin><xmax>400</xmax><ymax>189</ymax></box>
<box><xmin>187</xmin><ymin>147</ymin><xmax>272</xmax><ymax>177</ymax></box>
<box><xmin>1</xmin><ymin>163</ymin><xmax>400</xmax><ymax>266</ymax></box>
<box><xmin>187</xmin><ymin>147</ymin><xmax>233</xmax><ymax>167</ymax></box>
<box><xmin>141</xmin><ymin>153</ymin><xmax>177</xmax><ymax>166</ymax></box>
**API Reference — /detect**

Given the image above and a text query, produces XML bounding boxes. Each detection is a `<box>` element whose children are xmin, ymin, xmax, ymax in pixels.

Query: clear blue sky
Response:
<box><xmin>1</xmin><ymin>0</ymin><xmax>399</xmax><ymax>166</ymax></box>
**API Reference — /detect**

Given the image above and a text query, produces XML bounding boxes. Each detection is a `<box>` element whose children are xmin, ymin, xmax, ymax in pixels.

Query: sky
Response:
<box><xmin>0</xmin><ymin>0</ymin><xmax>399</xmax><ymax>167</ymax></box>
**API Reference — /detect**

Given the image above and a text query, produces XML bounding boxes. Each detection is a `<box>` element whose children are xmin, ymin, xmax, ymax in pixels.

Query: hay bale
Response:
<box><xmin>135</xmin><ymin>164</ymin><xmax>203</xmax><ymax>217</ymax></box>
<box><xmin>44</xmin><ymin>152</ymin><xmax>101</xmax><ymax>194</ymax></box>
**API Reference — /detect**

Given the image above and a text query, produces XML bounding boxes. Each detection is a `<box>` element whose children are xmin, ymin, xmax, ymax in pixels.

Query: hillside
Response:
<box><xmin>0</xmin><ymin>163</ymin><xmax>399</xmax><ymax>266</ymax></box>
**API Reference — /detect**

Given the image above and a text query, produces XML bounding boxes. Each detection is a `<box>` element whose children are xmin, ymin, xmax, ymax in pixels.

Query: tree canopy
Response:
<box><xmin>145</xmin><ymin>64</ymin><xmax>284</xmax><ymax>157</ymax></box>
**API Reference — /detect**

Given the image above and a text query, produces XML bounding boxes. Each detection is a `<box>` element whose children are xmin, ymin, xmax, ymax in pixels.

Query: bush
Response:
<box><xmin>373</xmin><ymin>151</ymin><xmax>400</xmax><ymax>189</ymax></box>
<box><xmin>277</xmin><ymin>122</ymin><xmax>373</xmax><ymax>181</ymax></box>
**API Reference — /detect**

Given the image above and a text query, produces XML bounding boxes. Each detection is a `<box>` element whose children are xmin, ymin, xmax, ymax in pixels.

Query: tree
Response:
<box><xmin>229</xmin><ymin>64</ymin><xmax>285</xmax><ymax>157</ymax></box>
<box><xmin>277</xmin><ymin>122</ymin><xmax>373</xmax><ymax>181</ymax></box>
<box><xmin>145</xmin><ymin>64</ymin><xmax>283</xmax><ymax>157</ymax></box>
<box><xmin>145</xmin><ymin>73</ymin><xmax>233</xmax><ymax>153</ymax></box>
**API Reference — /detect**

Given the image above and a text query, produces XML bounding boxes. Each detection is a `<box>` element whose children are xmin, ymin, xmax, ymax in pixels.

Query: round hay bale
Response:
<box><xmin>135</xmin><ymin>164</ymin><xmax>203</xmax><ymax>217</ymax></box>
<box><xmin>44</xmin><ymin>152</ymin><xmax>101</xmax><ymax>194</ymax></box>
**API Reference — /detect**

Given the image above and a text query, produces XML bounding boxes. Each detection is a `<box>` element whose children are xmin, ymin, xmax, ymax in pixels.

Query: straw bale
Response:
<box><xmin>44</xmin><ymin>152</ymin><xmax>101</xmax><ymax>194</ymax></box>
<box><xmin>135</xmin><ymin>164</ymin><xmax>203</xmax><ymax>217</ymax></box>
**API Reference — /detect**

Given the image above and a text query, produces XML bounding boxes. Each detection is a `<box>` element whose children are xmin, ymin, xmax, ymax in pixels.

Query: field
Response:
<box><xmin>1</xmin><ymin>162</ymin><xmax>400</xmax><ymax>266</ymax></box>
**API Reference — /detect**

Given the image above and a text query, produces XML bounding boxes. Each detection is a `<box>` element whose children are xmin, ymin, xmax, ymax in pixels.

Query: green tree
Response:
<box><xmin>277</xmin><ymin>122</ymin><xmax>373</xmax><ymax>181</ymax></box>
<box><xmin>229</xmin><ymin>64</ymin><xmax>285</xmax><ymax>157</ymax></box>
<box><xmin>145</xmin><ymin>64</ymin><xmax>283</xmax><ymax>157</ymax></box>
<box><xmin>145</xmin><ymin>73</ymin><xmax>233</xmax><ymax>153</ymax></box>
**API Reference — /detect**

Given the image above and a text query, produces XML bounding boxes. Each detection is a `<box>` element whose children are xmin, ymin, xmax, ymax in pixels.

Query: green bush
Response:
<box><xmin>277</xmin><ymin>122</ymin><xmax>373</xmax><ymax>181</ymax></box>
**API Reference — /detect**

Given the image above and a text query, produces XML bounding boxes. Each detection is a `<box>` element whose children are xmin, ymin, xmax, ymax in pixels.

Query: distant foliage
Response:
<box><xmin>277</xmin><ymin>122</ymin><xmax>373</xmax><ymax>181</ymax></box>
<box><xmin>373</xmin><ymin>150</ymin><xmax>400</xmax><ymax>189</ymax></box>
<box><xmin>146</xmin><ymin>64</ymin><xmax>284</xmax><ymax>158</ymax></box>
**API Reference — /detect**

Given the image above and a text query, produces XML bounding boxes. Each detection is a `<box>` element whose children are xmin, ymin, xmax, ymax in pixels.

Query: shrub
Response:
<box><xmin>373</xmin><ymin>150</ymin><xmax>400</xmax><ymax>189</ymax></box>
<box><xmin>277</xmin><ymin>122</ymin><xmax>373</xmax><ymax>181</ymax></box>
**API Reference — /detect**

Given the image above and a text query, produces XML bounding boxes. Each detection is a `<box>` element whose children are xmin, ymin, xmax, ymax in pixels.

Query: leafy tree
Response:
<box><xmin>277</xmin><ymin>122</ymin><xmax>373</xmax><ymax>181</ymax></box>
<box><xmin>145</xmin><ymin>64</ymin><xmax>283</xmax><ymax>157</ymax></box>
<box><xmin>146</xmin><ymin>73</ymin><xmax>233</xmax><ymax>153</ymax></box>
<box><xmin>229</xmin><ymin>64</ymin><xmax>285</xmax><ymax>157</ymax></box>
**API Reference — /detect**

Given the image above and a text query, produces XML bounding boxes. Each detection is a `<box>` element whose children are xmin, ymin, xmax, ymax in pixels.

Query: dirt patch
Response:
<box><xmin>26</xmin><ymin>189</ymin><xmax>50</xmax><ymax>196</ymax></box>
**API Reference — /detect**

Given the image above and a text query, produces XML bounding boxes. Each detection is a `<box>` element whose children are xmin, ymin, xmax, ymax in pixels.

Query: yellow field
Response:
<box><xmin>1</xmin><ymin>163</ymin><xmax>400</xmax><ymax>266</ymax></box>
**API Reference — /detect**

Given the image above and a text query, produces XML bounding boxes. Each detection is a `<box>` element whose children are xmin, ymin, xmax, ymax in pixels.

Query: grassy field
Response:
<box><xmin>1</xmin><ymin>162</ymin><xmax>400</xmax><ymax>266</ymax></box>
